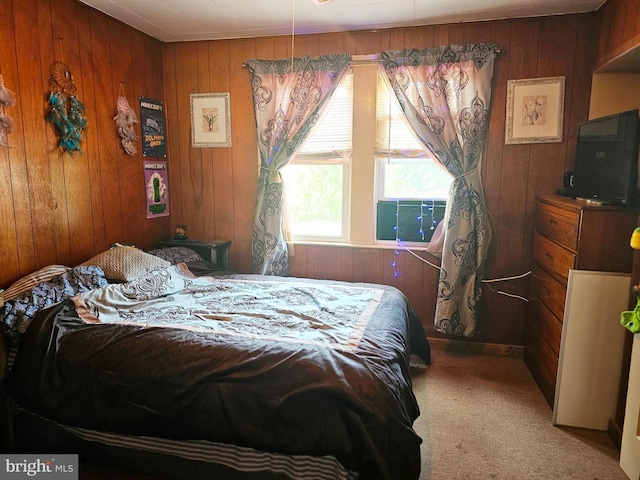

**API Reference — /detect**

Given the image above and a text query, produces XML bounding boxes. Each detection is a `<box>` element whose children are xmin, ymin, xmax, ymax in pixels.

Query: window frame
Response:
<box><xmin>283</xmin><ymin>59</ymin><xmax>450</xmax><ymax>249</ymax></box>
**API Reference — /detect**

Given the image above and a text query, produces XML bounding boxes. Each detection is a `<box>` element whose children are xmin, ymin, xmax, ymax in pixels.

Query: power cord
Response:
<box><xmin>395</xmin><ymin>242</ymin><xmax>531</xmax><ymax>302</ymax></box>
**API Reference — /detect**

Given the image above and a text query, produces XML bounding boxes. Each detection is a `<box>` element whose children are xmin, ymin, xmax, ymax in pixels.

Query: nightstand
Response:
<box><xmin>159</xmin><ymin>239</ymin><xmax>231</xmax><ymax>271</ymax></box>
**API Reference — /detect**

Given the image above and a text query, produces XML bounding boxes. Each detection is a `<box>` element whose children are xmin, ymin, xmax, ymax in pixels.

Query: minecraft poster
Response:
<box><xmin>144</xmin><ymin>161</ymin><xmax>169</xmax><ymax>218</ymax></box>
<box><xmin>139</xmin><ymin>97</ymin><xmax>166</xmax><ymax>157</ymax></box>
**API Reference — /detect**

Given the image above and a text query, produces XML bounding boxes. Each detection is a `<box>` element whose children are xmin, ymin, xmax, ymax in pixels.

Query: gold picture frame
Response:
<box><xmin>505</xmin><ymin>76</ymin><xmax>565</xmax><ymax>145</ymax></box>
<box><xmin>190</xmin><ymin>92</ymin><xmax>232</xmax><ymax>147</ymax></box>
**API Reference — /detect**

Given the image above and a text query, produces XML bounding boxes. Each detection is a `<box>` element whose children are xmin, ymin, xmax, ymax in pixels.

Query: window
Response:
<box><xmin>280</xmin><ymin>71</ymin><xmax>352</xmax><ymax>242</ymax></box>
<box><xmin>374</xmin><ymin>71</ymin><xmax>452</xmax><ymax>243</ymax></box>
<box><xmin>281</xmin><ymin>60</ymin><xmax>451</xmax><ymax>246</ymax></box>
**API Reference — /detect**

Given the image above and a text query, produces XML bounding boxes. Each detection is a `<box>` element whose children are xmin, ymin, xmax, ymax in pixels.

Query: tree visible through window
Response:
<box><xmin>281</xmin><ymin>62</ymin><xmax>452</xmax><ymax>245</ymax></box>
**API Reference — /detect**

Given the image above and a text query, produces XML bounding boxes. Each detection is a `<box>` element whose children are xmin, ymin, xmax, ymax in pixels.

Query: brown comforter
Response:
<box><xmin>8</xmin><ymin>263</ymin><xmax>431</xmax><ymax>480</ymax></box>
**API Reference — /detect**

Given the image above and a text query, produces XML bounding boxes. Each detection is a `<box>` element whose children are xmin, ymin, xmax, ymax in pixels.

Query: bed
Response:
<box><xmin>1</xmin><ymin>245</ymin><xmax>431</xmax><ymax>480</ymax></box>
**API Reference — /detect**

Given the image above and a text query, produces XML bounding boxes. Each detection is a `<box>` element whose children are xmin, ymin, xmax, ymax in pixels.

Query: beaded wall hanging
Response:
<box><xmin>114</xmin><ymin>83</ymin><xmax>139</xmax><ymax>155</ymax></box>
<box><xmin>0</xmin><ymin>73</ymin><xmax>16</xmax><ymax>147</ymax></box>
<box><xmin>46</xmin><ymin>60</ymin><xmax>87</xmax><ymax>155</ymax></box>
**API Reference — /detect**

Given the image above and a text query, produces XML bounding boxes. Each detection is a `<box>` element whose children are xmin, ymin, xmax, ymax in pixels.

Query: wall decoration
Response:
<box><xmin>139</xmin><ymin>97</ymin><xmax>166</xmax><ymax>157</ymax></box>
<box><xmin>505</xmin><ymin>76</ymin><xmax>565</xmax><ymax>145</ymax></box>
<box><xmin>0</xmin><ymin>73</ymin><xmax>16</xmax><ymax>147</ymax></box>
<box><xmin>190</xmin><ymin>92</ymin><xmax>232</xmax><ymax>147</ymax></box>
<box><xmin>144</xmin><ymin>160</ymin><xmax>169</xmax><ymax>218</ymax></box>
<box><xmin>46</xmin><ymin>61</ymin><xmax>87</xmax><ymax>155</ymax></box>
<box><xmin>114</xmin><ymin>84</ymin><xmax>139</xmax><ymax>155</ymax></box>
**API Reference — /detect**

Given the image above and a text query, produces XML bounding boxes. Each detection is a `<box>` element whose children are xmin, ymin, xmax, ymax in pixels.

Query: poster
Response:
<box><xmin>139</xmin><ymin>96</ymin><xmax>167</xmax><ymax>157</ymax></box>
<box><xmin>144</xmin><ymin>161</ymin><xmax>169</xmax><ymax>218</ymax></box>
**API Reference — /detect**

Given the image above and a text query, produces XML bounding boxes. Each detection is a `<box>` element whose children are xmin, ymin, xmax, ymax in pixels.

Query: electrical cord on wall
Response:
<box><xmin>395</xmin><ymin>242</ymin><xmax>531</xmax><ymax>302</ymax></box>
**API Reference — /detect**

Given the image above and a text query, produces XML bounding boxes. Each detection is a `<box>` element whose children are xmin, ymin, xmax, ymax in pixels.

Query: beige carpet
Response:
<box><xmin>411</xmin><ymin>350</ymin><xmax>628</xmax><ymax>480</ymax></box>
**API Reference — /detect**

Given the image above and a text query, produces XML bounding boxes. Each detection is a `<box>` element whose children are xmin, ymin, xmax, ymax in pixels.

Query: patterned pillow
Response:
<box><xmin>0</xmin><ymin>266</ymin><xmax>108</xmax><ymax>340</ymax></box>
<box><xmin>147</xmin><ymin>247</ymin><xmax>205</xmax><ymax>264</ymax></box>
<box><xmin>79</xmin><ymin>246</ymin><xmax>170</xmax><ymax>282</ymax></box>
<box><xmin>3</xmin><ymin>265</ymin><xmax>71</xmax><ymax>302</ymax></box>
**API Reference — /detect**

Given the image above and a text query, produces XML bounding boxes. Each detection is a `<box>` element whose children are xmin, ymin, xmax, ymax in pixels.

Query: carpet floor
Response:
<box><xmin>78</xmin><ymin>350</ymin><xmax>629</xmax><ymax>479</ymax></box>
<box><xmin>413</xmin><ymin>350</ymin><xmax>628</xmax><ymax>480</ymax></box>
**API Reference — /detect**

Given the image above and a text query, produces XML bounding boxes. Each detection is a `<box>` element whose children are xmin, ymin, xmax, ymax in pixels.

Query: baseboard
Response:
<box><xmin>607</xmin><ymin>418</ymin><xmax>623</xmax><ymax>451</ymax></box>
<box><xmin>429</xmin><ymin>337</ymin><xmax>523</xmax><ymax>358</ymax></box>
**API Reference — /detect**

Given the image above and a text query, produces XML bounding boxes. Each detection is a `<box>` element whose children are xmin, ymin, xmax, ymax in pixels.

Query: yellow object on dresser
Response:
<box><xmin>630</xmin><ymin>227</ymin><xmax>640</xmax><ymax>249</ymax></box>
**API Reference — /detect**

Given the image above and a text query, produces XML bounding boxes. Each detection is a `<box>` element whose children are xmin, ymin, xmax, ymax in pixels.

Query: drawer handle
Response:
<box><xmin>549</xmin><ymin>219</ymin><xmax>557</xmax><ymax>224</ymax></box>
<box><xmin>545</xmin><ymin>253</ymin><xmax>554</xmax><ymax>262</ymax></box>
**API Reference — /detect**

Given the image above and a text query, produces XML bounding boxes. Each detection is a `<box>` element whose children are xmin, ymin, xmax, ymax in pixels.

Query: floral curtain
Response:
<box><xmin>246</xmin><ymin>55</ymin><xmax>351</xmax><ymax>275</ymax></box>
<box><xmin>381</xmin><ymin>44</ymin><xmax>497</xmax><ymax>337</ymax></box>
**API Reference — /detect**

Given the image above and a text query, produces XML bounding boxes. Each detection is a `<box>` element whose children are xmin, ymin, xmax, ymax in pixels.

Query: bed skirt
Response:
<box><xmin>13</xmin><ymin>408</ymin><xmax>357</xmax><ymax>480</ymax></box>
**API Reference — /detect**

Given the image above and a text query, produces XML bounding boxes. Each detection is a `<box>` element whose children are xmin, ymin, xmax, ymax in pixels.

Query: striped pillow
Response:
<box><xmin>3</xmin><ymin>265</ymin><xmax>71</xmax><ymax>302</ymax></box>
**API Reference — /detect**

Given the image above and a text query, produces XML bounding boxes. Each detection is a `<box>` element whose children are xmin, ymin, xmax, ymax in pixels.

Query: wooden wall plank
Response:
<box><xmin>208</xmin><ymin>40</ymin><xmax>233</xmax><ymax>244</ymax></box>
<box><xmin>595</xmin><ymin>0</ymin><xmax>640</xmax><ymax>69</ymax></box>
<box><xmin>301</xmin><ymin>245</ymin><xmax>318</xmax><ymax>278</ymax></box>
<box><xmin>163</xmin><ymin>44</ymin><xmax>183</xmax><ymax>236</ymax></box>
<box><xmin>229</xmin><ymin>39</ymin><xmax>258</xmax><ymax>273</ymax></box>
<box><xmin>192</xmin><ymin>41</ymin><xmax>211</xmax><ymax>237</ymax></box>
<box><xmin>621</xmin><ymin>0</ymin><xmax>638</xmax><ymax>55</ymax></box>
<box><xmin>133</xmin><ymin>30</ymin><xmax>153</xmax><ymax>246</ymax></box>
<box><xmin>61</xmin><ymin>1</ymin><xmax>96</xmax><ymax>265</ymax></box>
<box><xmin>77</xmin><ymin>3</ymin><xmax>105</xmax><ymax>256</ymax></box>
<box><xmin>402</xmin><ymin>26</ymin><xmax>432</xmax><ymax>49</ymax></box>
<box><xmin>609</xmin><ymin>0</ymin><xmax>627</xmax><ymax>60</ymax></box>
<box><xmin>90</xmin><ymin>11</ymin><xmax>123</xmax><ymax>249</ymax></box>
<box><xmin>0</xmin><ymin>0</ymin><xmax>22</xmax><ymax>282</ymax></box>
<box><xmin>106</xmin><ymin>20</ymin><xmax>138</xmax><ymax>248</ymax></box>
<box><xmin>21</xmin><ymin>0</ymin><xmax>57</xmax><ymax>267</ymax></box>
<box><xmin>352</xmin><ymin>249</ymin><xmax>384</xmax><ymax>284</ymax></box>
<box><xmin>174</xmin><ymin>42</ymin><xmax>201</xmax><ymax>245</ymax></box>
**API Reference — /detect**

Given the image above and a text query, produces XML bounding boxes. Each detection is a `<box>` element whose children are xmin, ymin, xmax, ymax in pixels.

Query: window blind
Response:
<box><xmin>297</xmin><ymin>70</ymin><xmax>353</xmax><ymax>159</ymax></box>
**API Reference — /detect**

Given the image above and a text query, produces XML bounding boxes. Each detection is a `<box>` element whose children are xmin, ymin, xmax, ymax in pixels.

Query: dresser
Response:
<box><xmin>526</xmin><ymin>195</ymin><xmax>637</xmax><ymax>410</ymax></box>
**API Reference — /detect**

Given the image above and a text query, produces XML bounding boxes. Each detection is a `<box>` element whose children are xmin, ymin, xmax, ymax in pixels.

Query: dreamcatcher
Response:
<box><xmin>114</xmin><ymin>84</ymin><xmax>138</xmax><ymax>155</ymax></box>
<box><xmin>0</xmin><ymin>73</ymin><xmax>16</xmax><ymax>147</ymax></box>
<box><xmin>46</xmin><ymin>60</ymin><xmax>87</xmax><ymax>155</ymax></box>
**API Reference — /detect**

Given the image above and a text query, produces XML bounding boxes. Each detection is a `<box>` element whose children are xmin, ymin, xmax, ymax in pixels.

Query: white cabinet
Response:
<box><xmin>552</xmin><ymin>270</ymin><xmax>631</xmax><ymax>430</ymax></box>
<box><xmin>620</xmin><ymin>332</ymin><xmax>640</xmax><ymax>480</ymax></box>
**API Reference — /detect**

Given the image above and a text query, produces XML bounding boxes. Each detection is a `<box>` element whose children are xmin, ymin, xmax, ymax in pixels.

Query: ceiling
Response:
<box><xmin>77</xmin><ymin>0</ymin><xmax>606</xmax><ymax>43</ymax></box>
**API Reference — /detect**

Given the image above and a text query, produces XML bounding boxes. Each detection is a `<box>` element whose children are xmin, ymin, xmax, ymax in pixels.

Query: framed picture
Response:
<box><xmin>190</xmin><ymin>92</ymin><xmax>232</xmax><ymax>147</ymax></box>
<box><xmin>505</xmin><ymin>76</ymin><xmax>565</xmax><ymax>145</ymax></box>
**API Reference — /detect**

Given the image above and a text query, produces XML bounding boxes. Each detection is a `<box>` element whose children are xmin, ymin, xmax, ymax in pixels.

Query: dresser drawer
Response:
<box><xmin>532</xmin><ymin>233</ymin><xmax>575</xmax><ymax>284</ymax></box>
<box><xmin>535</xmin><ymin>202</ymin><xmax>580</xmax><ymax>251</ymax></box>
<box><xmin>527</xmin><ymin>297</ymin><xmax>563</xmax><ymax>356</ymax></box>
<box><xmin>530</xmin><ymin>263</ymin><xmax>567</xmax><ymax>321</ymax></box>
<box><xmin>524</xmin><ymin>317</ymin><xmax>559</xmax><ymax>408</ymax></box>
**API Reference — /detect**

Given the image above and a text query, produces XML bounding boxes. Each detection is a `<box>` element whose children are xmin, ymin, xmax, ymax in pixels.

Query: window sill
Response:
<box><xmin>288</xmin><ymin>240</ymin><xmax>441</xmax><ymax>254</ymax></box>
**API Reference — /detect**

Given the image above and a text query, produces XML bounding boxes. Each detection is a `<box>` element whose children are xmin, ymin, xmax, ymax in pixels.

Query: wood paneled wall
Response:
<box><xmin>0</xmin><ymin>0</ymin><xmax>167</xmax><ymax>289</ymax></box>
<box><xmin>164</xmin><ymin>13</ymin><xmax>599</xmax><ymax>344</ymax></box>
<box><xmin>3</xmin><ymin>0</ymin><xmax>622</xmax><ymax>346</ymax></box>
<box><xmin>596</xmin><ymin>0</ymin><xmax>640</xmax><ymax>69</ymax></box>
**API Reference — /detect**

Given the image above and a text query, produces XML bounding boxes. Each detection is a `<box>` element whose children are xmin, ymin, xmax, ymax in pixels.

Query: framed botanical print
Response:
<box><xmin>505</xmin><ymin>76</ymin><xmax>565</xmax><ymax>145</ymax></box>
<box><xmin>190</xmin><ymin>92</ymin><xmax>232</xmax><ymax>147</ymax></box>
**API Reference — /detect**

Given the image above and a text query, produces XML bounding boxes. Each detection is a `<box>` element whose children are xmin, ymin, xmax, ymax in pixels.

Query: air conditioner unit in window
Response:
<box><xmin>376</xmin><ymin>200</ymin><xmax>446</xmax><ymax>243</ymax></box>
